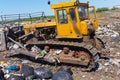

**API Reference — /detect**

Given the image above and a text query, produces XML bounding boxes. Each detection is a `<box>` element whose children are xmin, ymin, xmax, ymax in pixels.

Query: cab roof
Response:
<box><xmin>50</xmin><ymin>1</ymin><xmax>88</xmax><ymax>9</ymax></box>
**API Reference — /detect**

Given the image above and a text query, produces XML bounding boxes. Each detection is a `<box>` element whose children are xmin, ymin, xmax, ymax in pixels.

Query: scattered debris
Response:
<box><xmin>117</xmin><ymin>69</ymin><xmax>120</xmax><ymax>75</ymax></box>
<box><xmin>82</xmin><ymin>75</ymin><xmax>86</xmax><ymax>78</ymax></box>
<box><xmin>97</xmin><ymin>63</ymin><xmax>103</xmax><ymax>70</ymax></box>
<box><xmin>12</xmin><ymin>44</ymin><xmax>19</xmax><ymax>49</ymax></box>
<box><xmin>104</xmin><ymin>62</ymin><xmax>110</xmax><ymax>66</ymax></box>
<box><xmin>109</xmin><ymin>59</ymin><xmax>120</xmax><ymax>67</ymax></box>
<box><xmin>7</xmin><ymin>75</ymin><xmax>25</xmax><ymax>80</ymax></box>
<box><xmin>104</xmin><ymin>68</ymin><xmax>110</xmax><ymax>73</ymax></box>
<box><xmin>31</xmin><ymin>45</ymin><xmax>41</xmax><ymax>54</ymax></box>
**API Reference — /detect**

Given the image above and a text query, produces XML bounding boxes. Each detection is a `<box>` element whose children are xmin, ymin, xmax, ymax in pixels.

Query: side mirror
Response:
<box><xmin>48</xmin><ymin>0</ymin><xmax>50</xmax><ymax>5</ymax></box>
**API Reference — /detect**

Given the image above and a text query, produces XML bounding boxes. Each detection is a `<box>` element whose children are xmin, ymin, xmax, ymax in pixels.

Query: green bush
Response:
<box><xmin>46</xmin><ymin>15</ymin><xmax>55</xmax><ymax>19</ymax></box>
<box><xmin>111</xmin><ymin>7</ymin><xmax>117</xmax><ymax>10</ymax></box>
<box><xmin>96</xmin><ymin>7</ymin><xmax>109</xmax><ymax>12</ymax></box>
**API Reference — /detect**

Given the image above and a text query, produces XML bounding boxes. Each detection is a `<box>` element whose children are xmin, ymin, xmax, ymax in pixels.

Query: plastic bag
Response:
<box><xmin>34</xmin><ymin>67</ymin><xmax>53</xmax><ymax>79</ymax></box>
<box><xmin>57</xmin><ymin>66</ymin><xmax>73</xmax><ymax>75</ymax></box>
<box><xmin>7</xmin><ymin>75</ymin><xmax>25</xmax><ymax>80</ymax></box>
<box><xmin>6</xmin><ymin>64</ymin><xmax>19</xmax><ymax>72</ymax></box>
<box><xmin>52</xmin><ymin>71</ymin><xmax>73</xmax><ymax>80</ymax></box>
<box><xmin>20</xmin><ymin>64</ymin><xmax>34</xmax><ymax>77</ymax></box>
<box><xmin>0</xmin><ymin>70</ymin><xmax>4</xmax><ymax>80</ymax></box>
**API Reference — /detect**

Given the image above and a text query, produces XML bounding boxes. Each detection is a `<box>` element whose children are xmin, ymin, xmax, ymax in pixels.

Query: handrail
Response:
<box><xmin>0</xmin><ymin>12</ymin><xmax>45</xmax><ymax>25</ymax></box>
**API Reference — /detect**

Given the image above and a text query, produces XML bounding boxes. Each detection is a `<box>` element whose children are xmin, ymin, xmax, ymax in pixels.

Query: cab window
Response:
<box><xmin>58</xmin><ymin>10</ymin><xmax>68</xmax><ymax>24</ymax></box>
<box><xmin>70</xmin><ymin>8</ymin><xmax>76</xmax><ymax>21</ymax></box>
<box><xmin>78</xmin><ymin>6</ymin><xmax>88</xmax><ymax>19</ymax></box>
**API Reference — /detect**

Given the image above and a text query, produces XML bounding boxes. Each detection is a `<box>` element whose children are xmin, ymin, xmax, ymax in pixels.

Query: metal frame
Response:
<box><xmin>0</xmin><ymin>12</ymin><xmax>45</xmax><ymax>25</ymax></box>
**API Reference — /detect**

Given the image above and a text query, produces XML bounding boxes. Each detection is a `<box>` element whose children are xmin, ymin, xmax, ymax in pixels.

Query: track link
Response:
<box><xmin>26</xmin><ymin>40</ymin><xmax>99</xmax><ymax>62</ymax></box>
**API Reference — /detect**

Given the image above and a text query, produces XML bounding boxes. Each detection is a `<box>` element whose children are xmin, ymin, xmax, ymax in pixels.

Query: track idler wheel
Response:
<box><xmin>75</xmin><ymin>51</ymin><xmax>91</xmax><ymax>63</ymax></box>
<box><xmin>75</xmin><ymin>51</ymin><xmax>95</xmax><ymax>71</ymax></box>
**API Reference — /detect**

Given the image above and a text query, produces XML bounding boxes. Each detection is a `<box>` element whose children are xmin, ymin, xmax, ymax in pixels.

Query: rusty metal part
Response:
<box><xmin>8</xmin><ymin>37</ymin><xmax>27</xmax><ymax>50</ymax></box>
<box><xmin>25</xmin><ymin>40</ymin><xmax>99</xmax><ymax>68</ymax></box>
<box><xmin>91</xmin><ymin>36</ymin><xmax>106</xmax><ymax>54</ymax></box>
<box><xmin>97</xmin><ymin>36</ymin><xmax>106</xmax><ymax>48</ymax></box>
<box><xmin>44</xmin><ymin>45</ymin><xmax>50</xmax><ymax>52</ymax></box>
<box><xmin>75</xmin><ymin>51</ymin><xmax>91</xmax><ymax>62</ymax></box>
<box><xmin>94</xmin><ymin>36</ymin><xmax>103</xmax><ymax>50</ymax></box>
<box><xmin>58</xmin><ymin>57</ymin><xmax>89</xmax><ymax>66</ymax></box>
<box><xmin>26</xmin><ymin>40</ymin><xmax>98</xmax><ymax>56</ymax></box>
<box><xmin>18</xmin><ymin>31</ymin><xmax>34</xmax><ymax>40</ymax></box>
<box><xmin>14</xmin><ymin>49</ymin><xmax>39</xmax><ymax>58</ymax></box>
<box><xmin>63</xmin><ymin>47</ymin><xmax>70</xmax><ymax>54</ymax></box>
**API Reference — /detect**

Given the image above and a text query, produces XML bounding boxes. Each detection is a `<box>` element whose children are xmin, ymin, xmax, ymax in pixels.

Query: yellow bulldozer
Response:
<box><xmin>24</xmin><ymin>0</ymin><xmax>98</xmax><ymax>38</ymax></box>
<box><xmin>0</xmin><ymin>0</ymin><xmax>106</xmax><ymax>69</ymax></box>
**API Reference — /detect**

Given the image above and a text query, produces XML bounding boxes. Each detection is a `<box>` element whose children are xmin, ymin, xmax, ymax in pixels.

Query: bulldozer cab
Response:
<box><xmin>50</xmin><ymin>1</ymin><xmax>98</xmax><ymax>38</ymax></box>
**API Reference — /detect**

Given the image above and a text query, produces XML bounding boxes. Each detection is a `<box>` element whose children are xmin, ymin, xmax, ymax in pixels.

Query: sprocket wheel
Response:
<box><xmin>75</xmin><ymin>51</ymin><xmax>91</xmax><ymax>62</ymax></box>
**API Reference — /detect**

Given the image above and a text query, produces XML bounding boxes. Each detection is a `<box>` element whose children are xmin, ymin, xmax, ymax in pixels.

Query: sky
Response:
<box><xmin>0</xmin><ymin>0</ymin><xmax>120</xmax><ymax>15</ymax></box>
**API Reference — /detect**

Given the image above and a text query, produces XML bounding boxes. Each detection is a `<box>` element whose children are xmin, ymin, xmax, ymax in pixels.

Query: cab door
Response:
<box><xmin>56</xmin><ymin>9</ymin><xmax>71</xmax><ymax>37</ymax></box>
<box><xmin>69</xmin><ymin>8</ymin><xmax>81</xmax><ymax>37</ymax></box>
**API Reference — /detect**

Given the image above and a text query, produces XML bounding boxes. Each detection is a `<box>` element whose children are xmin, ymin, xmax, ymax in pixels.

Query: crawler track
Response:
<box><xmin>25</xmin><ymin>40</ymin><xmax>100</xmax><ymax>68</ymax></box>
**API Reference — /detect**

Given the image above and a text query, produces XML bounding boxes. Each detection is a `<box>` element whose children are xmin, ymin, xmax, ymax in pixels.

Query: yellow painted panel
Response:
<box><xmin>51</xmin><ymin>1</ymin><xmax>88</xmax><ymax>9</ymax></box>
<box><xmin>80</xmin><ymin>21</ymin><xmax>88</xmax><ymax>35</ymax></box>
<box><xmin>93</xmin><ymin>19</ymin><xmax>98</xmax><ymax>30</ymax></box>
<box><xmin>24</xmin><ymin>22</ymin><xmax>56</xmax><ymax>29</ymax></box>
<box><xmin>57</xmin><ymin>24</ymin><xmax>71</xmax><ymax>36</ymax></box>
<box><xmin>50</xmin><ymin>2</ymin><xmax>75</xmax><ymax>9</ymax></box>
<box><xmin>23</xmin><ymin>22</ymin><xmax>56</xmax><ymax>34</ymax></box>
<box><xmin>35</xmin><ymin>22</ymin><xmax>56</xmax><ymax>28</ymax></box>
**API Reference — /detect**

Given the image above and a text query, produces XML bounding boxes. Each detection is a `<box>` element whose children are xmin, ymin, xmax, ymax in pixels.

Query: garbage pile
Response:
<box><xmin>95</xmin><ymin>23</ymin><xmax>120</xmax><ymax>75</ymax></box>
<box><xmin>0</xmin><ymin>22</ymin><xmax>120</xmax><ymax>80</ymax></box>
<box><xmin>0</xmin><ymin>63</ymin><xmax>73</xmax><ymax>80</ymax></box>
<box><xmin>96</xmin><ymin>23</ymin><xmax>120</xmax><ymax>41</ymax></box>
